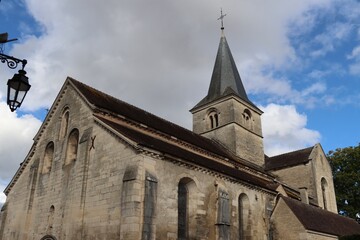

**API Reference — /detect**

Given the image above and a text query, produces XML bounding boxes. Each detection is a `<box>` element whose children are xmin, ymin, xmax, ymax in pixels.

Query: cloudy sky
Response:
<box><xmin>0</xmin><ymin>0</ymin><xmax>359</xmax><ymax>205</ymax></box>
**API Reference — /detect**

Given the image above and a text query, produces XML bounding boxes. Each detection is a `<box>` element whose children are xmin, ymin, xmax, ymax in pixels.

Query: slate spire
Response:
<box><xmin>193</xmin><ymin>28</ymin><xmax>255</xmax><ymax>109</ymax></box>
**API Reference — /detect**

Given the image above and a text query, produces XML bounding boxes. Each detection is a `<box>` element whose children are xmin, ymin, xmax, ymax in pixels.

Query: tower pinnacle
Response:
<box><xmin>217</xmin><ymin>8</ymin><xmax>227</xmax><ymax>30</ymax></box>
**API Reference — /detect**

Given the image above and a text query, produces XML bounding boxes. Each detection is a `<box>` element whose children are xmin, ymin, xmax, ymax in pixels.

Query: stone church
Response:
<box><xmin>1</xmin><ymin>28</ymin><xmax>360</xmax><ymax>240</ymax></box>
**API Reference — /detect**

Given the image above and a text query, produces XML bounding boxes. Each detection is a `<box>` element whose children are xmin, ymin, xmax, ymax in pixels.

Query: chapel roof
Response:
<box><xmin>281</xmin><ymin>196</ymin><xmax>360</xmax><ymax>237</ymax></box>
<box><xmin>4</xmin><ymin>77</ymin><xmax>276</xmax><ymax>195</ymax></box>
<box><xmin>70</xmin><ymin>78</ymin><xmax>268</xmax><ymax>174</ymax></box>
<box><xmin>71</xmin><ymin>78</ymin><xmax>235</xmax><ymax>160</ymax></box>
<box><xmin>95</xmin><ymin>114</ymin><xmax>278</xmax><ymax>192</ymax></box>
<box><xmin>265</xmin><ymin>146</ymin><xmax>314</xmax><ymax>171</ymax></box>
<box><xmin>192</xmin><ymin>30</ymin><xmax>259</xmax><ymax>111</ymax></box>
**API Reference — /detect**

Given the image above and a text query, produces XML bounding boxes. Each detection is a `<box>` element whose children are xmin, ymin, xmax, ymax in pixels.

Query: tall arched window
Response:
<box><xmin>239</xmin><ymin>193</ymin><xmax>250</xmax><ymax>239</ymax></box>
<box><xmin>218</xmin><ymin>190</ymin><xmax>230</xmax><ymax>239</ymax></box>
<box><xmin>65</xmin><ymin>129</ymin><xmax>79</xmax><ymax>165</ymax></box>
<box><xmin>178</xmin><ymin>181</ymin><xmax>188</xmax><ymax>240</ymax></box>
<box><xmin>42</xmin><ymin>142</ymin><xmax>54</xmax><ymax>173</ymax></box>
<box><xmin>208</xmin><ymin>109</ymin><xmax>219</xmax><ymax>129</ymax></box>
<box><xmin>48</xmin><ymin>205</ymin><xmax>55</xmax><ymax>230</ymax></box>
<box><xmin>321</xmin><ymin>178</ymin><xmax>328</xmax><ymax>210</ymax></box>
<box><xmin>59</xmin><ymin>108</ymin><xmax>69</xmax><ymax>140</ymax></box>
<box><xmin>178</xmin><ymin>178</ymin><xmax>197</xmax><ymax>240</ymax></box>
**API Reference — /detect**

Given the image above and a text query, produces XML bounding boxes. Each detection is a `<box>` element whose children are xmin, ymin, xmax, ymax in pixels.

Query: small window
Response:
<box><xmin>65</xmin><ymin>129</ymin><xmax>79</xmax><ymax>165</ymax></box>
<box><xmin>42</xmin><ymin>142</ymin><xmax>54</xmax><ymax>173</ymax></box>
<box><xmin>321</xmin><ymin>178</ymin><xmax>328</xmax><ymax>210</ymax></box>
<box><xmin>59</xmin><ymin>108</ymin><xmax>69</xmax><ymax>140</ymax></box>
<box><xmin>48</xmin><ymin>205</ymin><xmax>55</xmax><ymax>229</ymax></box>
<box><xmin>208</xmin><ymin>109</ymin><xmax>219</xmax><ymax>129</ymax></box>
<box><xmin>242</xmin><ymin>109</ymin><xmax>253</xmax><ymax>130</ymax></box>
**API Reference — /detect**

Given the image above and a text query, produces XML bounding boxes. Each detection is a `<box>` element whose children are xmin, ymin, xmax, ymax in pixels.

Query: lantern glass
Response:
<box><xmin>7</xmin><ymin>70</ymin><xmax>31</xmax><ymax>112</ymax></box>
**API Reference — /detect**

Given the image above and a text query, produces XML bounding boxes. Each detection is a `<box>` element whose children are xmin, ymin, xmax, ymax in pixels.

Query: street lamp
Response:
<box><xmin>0</xmin><ymin>32</ymin><xmax>31</xmax><ymax>112</ymax></box>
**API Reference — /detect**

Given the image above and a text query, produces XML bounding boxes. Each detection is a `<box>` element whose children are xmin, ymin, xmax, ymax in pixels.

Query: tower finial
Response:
<box><xmin>217</xmin><ymin>8</ymin><xmax>227</xmax><ymax>30</ymax></box>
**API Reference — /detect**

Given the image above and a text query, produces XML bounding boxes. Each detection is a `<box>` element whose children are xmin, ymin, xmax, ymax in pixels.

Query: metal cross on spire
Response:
<box><xmin>217</xmin><ymin>8</ymin><xmax>227</xmax><ymax>30</ymax></box>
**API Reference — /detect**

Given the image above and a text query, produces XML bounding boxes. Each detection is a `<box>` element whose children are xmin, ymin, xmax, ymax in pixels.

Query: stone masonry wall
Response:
<box><xmin>310</xmin><ymin>144</ymin><xmax>337</xmax><ymax>213</ymax></box>
<box><xmin>270</xmin><ymin>198</ymin><xmax>306</xmax><ymax>240</ymax></box>
<box><xmin>192</xmin><ymin>96</ymin><xmax>264</xmax><ymax>167</ymax></box>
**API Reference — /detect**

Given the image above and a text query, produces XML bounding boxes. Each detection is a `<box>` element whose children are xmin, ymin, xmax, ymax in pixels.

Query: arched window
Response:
<box><xmin>48</xmin><ymin>205</ymin><xmax>55</xmax><ymax>230</ymax></box>
<box><xmin>321</xmin><ymin>178</ymin><xmax>328</xmax><ymax>210</ymax></box>
<box><xmin>208</xmin><ymin>109</ymin><xmax>219</xmax><ymax>129</ymax></box>
<box><xmin>178</xmin><ymin>181</ymin><xmax>188</xmax><ymax>240</ymax></box>
<box><xmin>40</xmin><ymin>235</ymin><xmax>57</xmax><ymax>240</ymax></box>
<box><xmin>65</xmin><ymin>129</ymin><xmax>79</xmax><ymax>165</ymax></box>
<box><xmin>59</xmin><ymin>108</ymin><xmax>69</xmax><ymax>140</ymax></box>
<box><xmin>178</xmin><ymin>178</ymin><xmax>197</xmax><ymax>240</ymax></box>
<box><xmin>239</xmin><ymin>193</ymin><xmax>250</xmax><ymax>239</ymax></box>
<box><xmin>218</xmin><ymin>190</ymin><xmax>230</xmax><ymax>239</ymax></box>
<box><xmin>42</xmin><ymin>142</ymin><xmax>54</xmax><ymax>173</ymax></box>
<box><xmin>242</xmin><ymin>109</ymin><xmax>253</xmax><ymax>130</ymax></box>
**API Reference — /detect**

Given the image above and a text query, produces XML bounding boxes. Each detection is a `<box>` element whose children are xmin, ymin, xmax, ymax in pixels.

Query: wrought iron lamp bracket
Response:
<box><xmin>0</xmin><ymin>53</ymin><xmax>27</xmax><ymax>70</ymax></box>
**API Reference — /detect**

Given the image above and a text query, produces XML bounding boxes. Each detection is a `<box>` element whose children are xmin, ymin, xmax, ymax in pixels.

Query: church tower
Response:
<box><xmin>190</xmin><ymin>25</ymin><xmax>264</xmax><ymax>166</ymax></box>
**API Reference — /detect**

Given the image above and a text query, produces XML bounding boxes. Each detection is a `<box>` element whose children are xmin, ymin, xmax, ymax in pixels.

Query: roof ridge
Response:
<box><xmin>268</xmin><ymin>146</ymin><xmax>314</xmax><ymax>159</ymax></box>
<box><xmin>94</xmin><ymin>115</ymin><xmax>278</xmax><ymax>193</ymax></box>
<box><xmin>69</xmin><ymin>77</ymin><xmax>200</xmax><ymax>136</ymax></box>
<box><xmin>68</xmin><ymin>78</ymin><xmax>244</xmax><ymax>161</ymax></box>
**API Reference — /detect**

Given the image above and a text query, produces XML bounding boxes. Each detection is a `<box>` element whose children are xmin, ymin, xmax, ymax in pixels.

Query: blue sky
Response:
<box><xmin>0</xmin><ymin>0</ymin><xmax>359</xmax><ymax>204</ymax></box>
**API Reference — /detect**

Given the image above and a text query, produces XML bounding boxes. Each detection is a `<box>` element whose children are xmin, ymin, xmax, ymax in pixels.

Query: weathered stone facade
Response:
<box><xmin>1</xmin><ymin>30</ymin><xmax>360</xmax><ymax>240</ymax></box>
<box><xmin>191</xmin><ymin>96</ymin><xmax>264</xmax><ymax>166</ymax></box>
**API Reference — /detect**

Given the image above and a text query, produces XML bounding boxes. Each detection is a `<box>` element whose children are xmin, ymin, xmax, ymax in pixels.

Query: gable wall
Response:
<box><xmin>270</xmin><ymin>198</ymin><xmax>307</xmax><ymax>240</ymax></box>
<box><xmin>310</xmin><ymin>145</ymin><xmax>337</xmax><ymax>213</ymax></box>
<box><xmin>271</xmin><ymin>198</ymin><xmax>339</xmax><ymax>240</ymax></box>
<box><xmin>1</xmin><ymin>84</ymin><xmax>140</xmax><ymax>240</ymax></box>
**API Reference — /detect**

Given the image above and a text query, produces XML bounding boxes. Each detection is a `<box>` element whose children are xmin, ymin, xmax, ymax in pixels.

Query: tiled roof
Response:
<box><xmin>192</xmin><ymin>32</ymin><xmax>259</xmax><ymax>111</ymax></box>
<box><xmin>70</xmin><ymin>78</ymin><xmax>232</xmax><ymax>157</ymax></box>
<box><xmin>265</xmin><ymin>147</ymin><xmax>314</xmax><ymax>171</ymax></box>
<box><xmin>70</xmin><ymin>78</ymin><xmax>266</xmax><ymax>173</ymax></box>
<box><xmin>95</xmin><ymin>115</ymin><xmax>278</xmax><ymax>192</ymax></box>
<box><xmin>281</xmin><ymin>196</ymin><xmax>360</xmax><ymax>237</ymax></box>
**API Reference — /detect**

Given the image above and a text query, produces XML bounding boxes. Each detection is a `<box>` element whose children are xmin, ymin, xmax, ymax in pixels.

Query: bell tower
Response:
<box><xmin>190</xmin><ymin>24</ymin><xmax>264</xmax><ymax>166</ymax></box>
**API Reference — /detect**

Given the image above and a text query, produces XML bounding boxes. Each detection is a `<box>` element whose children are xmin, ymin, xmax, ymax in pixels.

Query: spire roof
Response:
<box><xmin>193</xmin><ymin>30</ymin><xmax>258</xmax><ymax>110</ymax></box>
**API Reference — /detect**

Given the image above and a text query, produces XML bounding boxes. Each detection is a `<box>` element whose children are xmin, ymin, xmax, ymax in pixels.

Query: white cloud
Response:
<box><xmin>0</xmin><ymin>0</ymin><xmax>340</xmax><ymax>195</ymax></box>
<box><xmin>0</xmin><ymin>101</ymin><xmax>41</xmax><ymax>205</ymax></box>
<box><xmin>310</xmin><ymin>22</ymin><xmax>353</xmax><ymax>57</ymax></box>
<box><xmin>0</xmin><ymin>102</ymin><xmax>42</xmax><ymax>182</ymax></box>
<box><xmin>0</xmin><ymin>182</ymin><xmax>6</xmax><ymax>206</ymax></box>
<box><xmin>301</xmin><ymin>82</ymin><xmax>326</xmax><ymax>97</ymax></box>
<box><xmin>240</xmin><ymin>60</ymin><xmax>329</xmax><ymax>108</ymax></box>
<box><xmin>4</xmin><ymin>0</ymin><xmax>330</xmax><ymax>119</ymax></box>
<box><xmin>261</xmin><ymin>103</ymin><xmax>321</xmax><ymax>156</ymax></box>
<box><xmin>347</xmin><ymin>46</ymin><xmax>360</xmax><ymax>60</ymax></box>
<box><xmin>349</xmin><ymin>63</ymin><xmax>360</xmax><ymax>75</ymax></box>
<box><xmin>348</xmin><ymin>46</ymin><xmax>360</xmax><ymax>75</ymax></box>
